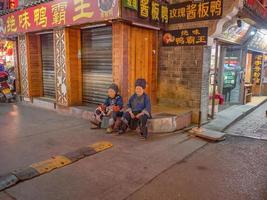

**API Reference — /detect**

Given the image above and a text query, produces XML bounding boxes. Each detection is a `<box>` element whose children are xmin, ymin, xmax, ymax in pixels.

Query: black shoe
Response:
<box><xmin>118</xmin><ymin>122</ymin><xmax>128</xmax><ymax>135</ymax></box>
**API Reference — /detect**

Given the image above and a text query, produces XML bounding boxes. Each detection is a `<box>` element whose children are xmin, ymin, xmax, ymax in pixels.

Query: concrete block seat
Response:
<box><xmin>149</xmin><ymin>105</ymin><xmax>192</xmax><ymax>133</ymax></box>
<box><xmin>23</xmin><ymin>98</ymin><xmax>193</xmax><ymax>134</ymax></box>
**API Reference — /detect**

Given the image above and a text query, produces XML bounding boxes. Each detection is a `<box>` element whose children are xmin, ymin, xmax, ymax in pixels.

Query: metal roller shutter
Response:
<box><xmin>40</xmin><ymin>33</ymin><xmax>55</xmax><ymax>99</ymax></box>
<box><xmin>81</xmin><ymin>26</ymin><xmax>112</xmax><ymax>105</ymax></box>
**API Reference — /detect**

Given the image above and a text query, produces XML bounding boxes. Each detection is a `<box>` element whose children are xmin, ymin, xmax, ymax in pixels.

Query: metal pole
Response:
<box><xmin>211</xmin><ymin>40</ymin><xmax>219</xmax><ymax>119</ymax></box>
<box><xmin>198</xmin><ymin>111</ymin><xmax>202</xmax><ymax>128</ymax></box>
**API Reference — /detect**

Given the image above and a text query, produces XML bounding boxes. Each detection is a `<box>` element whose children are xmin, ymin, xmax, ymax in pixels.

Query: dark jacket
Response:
<box><xmin>126</xmin><ymin>93</ymin><xmax>151</xmax><ymax>117</ymax></box>
<box><xmin>104</xmin><ymin>95</ymin><xmax>123</xmax><ymax>109</ymax></box>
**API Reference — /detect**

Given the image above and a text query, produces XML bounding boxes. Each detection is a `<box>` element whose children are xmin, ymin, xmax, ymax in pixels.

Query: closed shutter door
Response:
<box><xmin>41</xmin><ymin>33</ymin><xmax>55</xmax><ymax>99</ymax></box>
<box><xmin>81</xmin><ymin>26</ymin><xmax>112</xmax><ymax>105</ymax></box>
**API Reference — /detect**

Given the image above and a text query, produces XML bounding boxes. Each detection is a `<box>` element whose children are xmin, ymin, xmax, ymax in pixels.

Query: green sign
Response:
<box><xmin>223</xmin><ymin>69</ymin><xmax>237</xmax><ymax>89</ymax></box>
<box><xmin>123</xmin><ymin>0</ymin><xmax>138</xmax><ymax>10</ymax></box>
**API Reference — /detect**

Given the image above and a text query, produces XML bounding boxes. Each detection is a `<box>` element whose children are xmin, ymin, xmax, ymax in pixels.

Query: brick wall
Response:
<box><xmin>158</xmin><ymin>0</ymin><xmax>242</xmax><ymax>123</ymax></box>
<box><xmin>158</xmin><ymin>41</ymin><xmax>204</xmax><ymax>123</ymax></box>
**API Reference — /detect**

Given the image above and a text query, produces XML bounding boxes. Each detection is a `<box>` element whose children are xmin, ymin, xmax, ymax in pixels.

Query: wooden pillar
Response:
<box><xmin>26</xmin><ymin>34</ymin><xmax>43</xmax><ymax>97</ymax></box>
<box><xmin>112</xmin><ymin>22</ymin><xmax>130</xmax><ymax>102</ymax></box>
<box><xmin>54</xmin><ymin>28</ymin><xmax>82</xmax><ymax>106</ymax></box>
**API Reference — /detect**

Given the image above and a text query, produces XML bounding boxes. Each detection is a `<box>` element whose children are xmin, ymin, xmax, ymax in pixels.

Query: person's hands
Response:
<box><xmin>135</xmin><ymin>112</ymin><xmax>143</xmax><ymax>119</ymax></box>
<box><xmin>129</xmin><ymin>112</ymin><xmax>135</xmax><ymax>119</ymax></box>
<box><xmin>99</xmin><ymin>104</ymin><xmax>106</xmax><ymax>111</ymax></box>
<box><xmin>113</xmin><ymin>105</ymin><xmax>120</xmax><ymax>112</ymax></box>
<box><xmin>106</xmin><ymin>110</ymin><xmax>112</xmax><ymax>116</ymax></box>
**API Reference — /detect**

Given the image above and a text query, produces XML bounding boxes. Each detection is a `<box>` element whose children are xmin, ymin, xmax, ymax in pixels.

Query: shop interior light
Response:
<box><xmin>132</xmin><ymin>22</ymin><xmax>160</xmax><ymax>30</ymax></box>
<box><xmin>81</xmin><ymin>24</ymin><xmax>107</xmax><ymax>29</ymax></box>
<box><xmin>250</xmin><ymin>30</ymin><xmax>256</xmax><ymax>36</ymax></box>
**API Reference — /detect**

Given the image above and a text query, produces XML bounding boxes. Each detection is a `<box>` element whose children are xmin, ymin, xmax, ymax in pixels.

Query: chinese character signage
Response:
<box><xmin>162</xmin><ymin>27</ymin><xmax>208</xmax><ymax>46</ymax></box>
<box><xmin>0</xmin><ymin>0</ymin><xmax>119</xmax><ymax>36</ymax></box>
<box><xmin>253</xmin><ymin>54</ymin><xmax>263</xmax><ymax>85</ymax></box>
<box><xmin>138</xmin><ymin>0</ymin><xmax>150</xmax><ymax>19</ymax></box>
<box><xmin>123</xmin><ymin>0</ymin><xmax>168</xmax><ymax>24</ymax></box>
<box><xmin>169</xmin><ymin>0</ymin><xmax>223</xmax><ymax>24</ymax></box>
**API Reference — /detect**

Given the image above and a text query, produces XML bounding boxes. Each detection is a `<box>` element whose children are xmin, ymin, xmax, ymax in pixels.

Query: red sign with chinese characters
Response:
<box><xmin>0</xmin><ymin>0</ymin><xmax>119</xmax><ymax>36</ymax></box>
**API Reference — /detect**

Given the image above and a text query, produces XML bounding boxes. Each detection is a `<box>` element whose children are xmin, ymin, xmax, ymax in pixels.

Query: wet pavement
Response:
<box><xmin>0</xmin><ymin>103</ymin><xmax>266</xmax><ymax>200</ymax></box>
<box><xmin>127</xmin><ymin>136</ymin><xmax>267</xmax><ymax>200</ymax></box>
<box><xmin>0</xmin><ymin>103</ymin><xmax>206</xmax><ymax>200</ymax></box>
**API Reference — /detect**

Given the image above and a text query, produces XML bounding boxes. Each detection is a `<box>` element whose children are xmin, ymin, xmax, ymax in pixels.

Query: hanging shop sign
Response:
<box><xmin>168</xmin><ymin>0</ymin><xmax>223</xmax><ymax>24</ymax></box>
<box><xmin>162</xmin><ymin>27</ymin><xmax>208</xmax><ymax>46</ymax></box>
<box><xmin>123</xmin><ymin>0</ymin><xmax>169</xmax><ymax>24</ymax></box>
<box><xmin>0</xmin><ymin>0</ymin><xmax>119</xmax><ymax>36</ymax></box>
<box><xmin>253</xmin><ymin>54</ymin><xmax>263</xmax><ymax>85</ymax></box>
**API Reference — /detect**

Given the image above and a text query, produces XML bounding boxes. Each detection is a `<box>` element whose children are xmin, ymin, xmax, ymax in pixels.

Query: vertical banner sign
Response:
<box><xmin>168</xmin><ymin>0</ymin><xmax>223</xmax><ymax>24</ymax></box>
<box><xmin>253</xmin><ymin>54</ymin><xmax>263</xmax><ymax>85</ymax></box>
<box><xmin>161</xmin><ymin>4</ymin><xmax>168</xmax><ymax>24</ymax></box>
<box><xmin>162</xmin><ymin>27</ymin><xmax>208</xmax><ymax>46</ymax></box>
<box><xmin>138</xmin><ymin>0</ymin><xmax>150</xmax><ymax>19</ymax></box>
<box><xmin>150</xmin><ymin>0</ymin><xmax>160</xmax><ymax>22</ymax></box>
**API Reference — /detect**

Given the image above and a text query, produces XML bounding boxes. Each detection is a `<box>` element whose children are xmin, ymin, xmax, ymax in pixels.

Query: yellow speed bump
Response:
<box><xmin>52</xmin><ymin>156</ymin><xmax>72</xmax><ymax>168</ymax></box>
<box><xmin>89</xmin><ymin>141</ymin><xmax>113</xmax><ymax>152</ymax></box>
<box><xmin>30</xmin><ymin>156</ymin><xmax>72</xmax><ymax>174</ymax></box>
<box><xmin>30</xmin><ymin>158</ymin><xmax>58</xmax><ymax>174</ymax></box>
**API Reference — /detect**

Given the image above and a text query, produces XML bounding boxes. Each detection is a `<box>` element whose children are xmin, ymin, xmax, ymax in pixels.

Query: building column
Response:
<box><xmin>112</xmin><ymin>22</ymin><xmax>130</xmax><ymax>101</ymax></box>
<box><xmin>54</xmin><ymin>28</ymin><xmax>82</xmax><ymax>107</ymax></box>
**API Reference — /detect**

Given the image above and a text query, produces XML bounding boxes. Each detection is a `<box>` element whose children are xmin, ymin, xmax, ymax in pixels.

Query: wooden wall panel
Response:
<box><xmin>65</xmin><ymin>28</ymin><xmax>82</xmax><ymax>105</ymax></box>
<box><xmin>128</xmin><ymin>26</ymin><xmax>158</xmax><ymax>104</ymax></box>
<box><xmin>26</xmin><ymin>34</ymin><xmax>43</xmax><ymax>97</ymax></box>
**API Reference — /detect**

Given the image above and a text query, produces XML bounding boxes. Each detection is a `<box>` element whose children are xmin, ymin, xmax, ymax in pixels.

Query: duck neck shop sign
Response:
<box><xmin>162</xmin><ymin>27</ymin><xmax>208</xmax><ymax>46</ymax></box>
<box><xmin>0</xmin><ymin>0</ymin><xmax>119</xmax><ymax>36</ymax></box>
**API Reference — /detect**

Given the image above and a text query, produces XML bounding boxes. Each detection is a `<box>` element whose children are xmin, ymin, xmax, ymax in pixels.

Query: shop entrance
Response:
<box><xmin>40</xmin><ymin>33</ymin><xmax>55</xmax><ymax>99</ymax></box>
<box><xmin>220</xmin><ymin>46</ymin><xmax>243</xmax><ymax>106</ymax></box>
<box><xmin>81</xmin><ymin>26</ymin><xmax>112</xmax><ymax>105</ymax></box>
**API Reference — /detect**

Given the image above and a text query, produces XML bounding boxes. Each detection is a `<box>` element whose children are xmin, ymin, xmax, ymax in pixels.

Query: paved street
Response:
<box><xmin>127</xmin><ymin>103</ymin><xmax>267</xmax><ymax>200</ymax></box>
<box><xmin>0</xmin><ymin>103</ymin><xmax>206</xmax><ymax>200</ymax></box>
<box><xmin>0</xmin><ymin>103</ymin><xmax>266</xmax><ymax>200</ymax></box>
<box><xmin>127</xmin><ymin>136</ymin><xmax>267</xmax><ymax>200</ymax></box>
<box><xmin>226</xmin><ymin>101</ymin><xmax>267</xmax><ymax>140</ymax></box>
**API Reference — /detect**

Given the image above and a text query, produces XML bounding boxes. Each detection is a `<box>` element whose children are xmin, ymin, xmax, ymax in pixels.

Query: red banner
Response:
<box><xmin>0</xmin><ymin>0</ymin><xmax>119</xmax><ymax>36</ymax></box>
